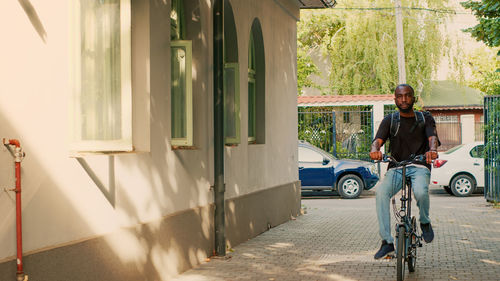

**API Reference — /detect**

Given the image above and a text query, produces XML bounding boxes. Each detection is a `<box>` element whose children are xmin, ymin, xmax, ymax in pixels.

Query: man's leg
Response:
<box><xmin>409</xmin><ymin>166</ymin><xmax>431</xmax><ymax>224</ymax></box>
<box><xmin>376</xmin><ymin>168</ymin><xmax>402</xmax><ymax>244</ymax></box>
<box><xmin>409</xmin><ymin>166</ymin><xmax>434</xmax><ymax>243</ymax></box>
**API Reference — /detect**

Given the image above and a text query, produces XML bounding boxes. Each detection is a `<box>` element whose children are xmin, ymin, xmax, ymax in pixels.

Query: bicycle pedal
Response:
<box><xmin>418</xmin><ymin>243</ymin><xmax>423</xmax><ymax>247</ymax></box>
<box><xmin>384</xmin><ymin>254</ymin><xmax>395</xmax><ymax>259</ymax></box>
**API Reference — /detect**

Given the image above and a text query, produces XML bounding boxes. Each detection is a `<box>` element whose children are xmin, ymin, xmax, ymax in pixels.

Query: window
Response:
<box><xmin>470</xmin><ymin>145</ymin><xmax>484</xmax><ymax>158</ymax></box>
<box><xmin>298</xmin><ymin>147</ymin><xmax>323</xmax><ymax>163</ymax></box>
<box><xmin>224</xmin><ymin>1</ymin><xmax>240</xmax><ymax>144</ymax></box>
<box><xmin>248</xmin><ymin>19</ymin><xmax>265</xmax><ymax>144</ymax></box>
<box><xmin>343</xmin><ymin>112</ymin><xmax>351</xmax><ymax>123</ymax></box>
<box><xmin>435</xmin><ymin>115</ymin><xmax>458</xmax><ymax>123</ymax></box>
<box><xmin>170</xmin><ymin>0</ymin><xmax>193</xmax><ymax>146</ymax></box>
<box><xmin>224</xmin><ymin>63</ymin><xmax>240</xmax><ymax>144</ymax></box>
<box><xmin>70</xmin><ymin>0</ymin><xmax>132</xmax><ymax>152</ymax></box>
<box><xmin>248</xmin><ymin>32</ymin><xmax>256</xmax><ymax>143</ymax></box>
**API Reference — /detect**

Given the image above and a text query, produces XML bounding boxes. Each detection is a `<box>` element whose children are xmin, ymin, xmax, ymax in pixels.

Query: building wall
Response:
<box><xmin>0</xmin><ymin>0</ymin><xmax>301</xmax><ymax>279</ymax></box>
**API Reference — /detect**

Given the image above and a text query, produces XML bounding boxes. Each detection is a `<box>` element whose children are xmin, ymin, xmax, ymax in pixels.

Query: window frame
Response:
<box><xmin>69</xmin><ymin>0</ymin><xmax>133</xmax><ymax>153</ymax></box>
<box><xmin>248</xmin><ymin>32</ymin><xmax>257</xmax><ymax>143</ymax></box>
<box><xmin>170</xmin><ymin>40</ymin><xmax>193</xmax><ymax>146</ymax></box>
<box><xmin>224</xmin><ymin>62</ymin><xmax>241</xmax><ymax>144</ymax></box>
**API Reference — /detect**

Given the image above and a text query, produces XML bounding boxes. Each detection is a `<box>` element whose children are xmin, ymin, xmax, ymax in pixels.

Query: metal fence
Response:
<box><xmin>435</xmin><ymin>121</ymin><xmax>461</xmax><ymax>151</ymax></box>
<box><xmin>484</xmin><ymin>95</ymin><xmax>500</xmax><ymax>202</ymax></box>
<box><xmin>298</xmin><ymin>106</ymin><xmax>373</xmax><ymax>160</ymax></box>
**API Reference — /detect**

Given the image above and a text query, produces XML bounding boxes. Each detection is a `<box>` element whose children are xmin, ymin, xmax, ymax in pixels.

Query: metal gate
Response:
<box><xmin>484</xmin><ymin>95</ymin><xmax>500</xmax><ymax>202</ymax></box>
<box><xmin>298</xmin><ymin>106</ymin><xmax>373</xmax><ymax>160</ymax></box>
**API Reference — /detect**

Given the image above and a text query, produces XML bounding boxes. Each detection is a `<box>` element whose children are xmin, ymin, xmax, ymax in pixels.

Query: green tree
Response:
<box><xmin>297</xmin><ymin>45</ymin><xmax>320</xmax><ymax>94</ymax></box>
<box><xmin>461</xmin><ymin>0</ymin><xmax>500</xmax><ymax>96</ymax></box>
<box><xmin>466</xmin><ymin>47</ymin><xmax>500</xmax><ymax>95</ymax></box>
<box><xmin>298</xmin><ymin>0</ymin><xmax>452</xmax><ymax>97</ymax></box>
<box><xmin>461</xmin><ymin>0</ymin><xmax>500</xmax><ymax>50</ymax></box>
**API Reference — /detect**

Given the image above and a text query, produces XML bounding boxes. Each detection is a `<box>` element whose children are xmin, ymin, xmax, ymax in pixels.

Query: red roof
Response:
<box><xmin>298</xmin><ymin>94</ymin><xmax>393</xmax><ymax>105</ymax></box>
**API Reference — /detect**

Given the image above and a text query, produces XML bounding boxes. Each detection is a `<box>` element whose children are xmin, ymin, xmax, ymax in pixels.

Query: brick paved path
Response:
<box><xmin>173</xmin><ymin>190</ymin><xmax>500</xmax><ymax>281</ymax></box>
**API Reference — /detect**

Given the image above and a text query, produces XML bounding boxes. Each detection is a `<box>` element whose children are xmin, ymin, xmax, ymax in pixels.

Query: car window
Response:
<box><xmin>444</xmin><ymin>144</ymin><xmax>464</xmax><ymax>155</ymax></box>
<box><xmin>470</xmin><ymin>145</ymin><xmax>484</xmax><ymax>158</ymax></box>
<box><xmin>298</xmin><ymin>147</ymin><xmax>323</xmax><ymax>162</ymax></box>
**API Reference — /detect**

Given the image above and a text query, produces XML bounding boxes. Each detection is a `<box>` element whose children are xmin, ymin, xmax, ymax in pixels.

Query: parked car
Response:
<box><xmin>431</xmin><ymin>141</ymin><xmax>484</xmax><ymax>197</ymax></box>
<box><xmin>298</xmin><ymin>141</ymin><xmax>379</xmax><ymax>199</ymax></box>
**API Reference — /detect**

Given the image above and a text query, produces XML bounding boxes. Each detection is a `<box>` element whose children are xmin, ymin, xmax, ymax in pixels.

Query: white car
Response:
<box><xmin>431</xmin><ymin>142</ymin><xmax>484</xmax><ymax>197</ymax></box>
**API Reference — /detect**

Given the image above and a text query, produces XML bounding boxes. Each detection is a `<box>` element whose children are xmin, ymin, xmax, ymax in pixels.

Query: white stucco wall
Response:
<box><xmin>0</xmin><ymin>0</ymin><xmax>300</xmax><ymax>262</ymax></box>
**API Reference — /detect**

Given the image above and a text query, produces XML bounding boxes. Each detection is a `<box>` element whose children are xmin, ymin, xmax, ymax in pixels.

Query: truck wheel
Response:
<box><xmin>338</xmin><ymin>175</ymin><xmax>364</xmax><ymax>199</ymax></box>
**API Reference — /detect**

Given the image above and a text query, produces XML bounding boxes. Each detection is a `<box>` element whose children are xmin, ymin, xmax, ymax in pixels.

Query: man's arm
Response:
<box><xmin>425</xmin><ymin>136</ymin><xmax>439</xmax><ymax>164</ymax></box>
<box><xmin>370</xmin><ymin>138</ymin><xmax>384</xmax><ymax>160</ymax></box>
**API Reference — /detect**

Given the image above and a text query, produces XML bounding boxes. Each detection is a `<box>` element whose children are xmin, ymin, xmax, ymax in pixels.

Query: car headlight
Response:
<box><xmin>369</xmin><ymin>164</ymin><xmax>378</xmax><ymax>175</ymax></box>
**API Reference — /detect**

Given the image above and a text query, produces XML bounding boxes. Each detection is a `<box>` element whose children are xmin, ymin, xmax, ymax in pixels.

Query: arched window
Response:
<box><xmin>224</xmin><ymin>0</ymin><xmax>240</xmax><ymax>144</ymax></box>
<box><xmin>170</xmin><ymin>0</ymin><xmax>193</xmax><ymax>146</ymax></box>
<box><xmin>248</xmin><ymin>32</ymin><xmax>256</xmax><ymax>142</ymax></box>
<box><xmin>248</xmin><ymin>19</ymin><xmax>265</xmax><ymax>144</ymax></box>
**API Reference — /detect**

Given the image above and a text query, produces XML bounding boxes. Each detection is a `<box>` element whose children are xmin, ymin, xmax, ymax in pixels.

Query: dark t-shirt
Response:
<box><xmin>375</xmin><ymin>112</ymin><xmax>439</xmax><ymax>170</ymax></box>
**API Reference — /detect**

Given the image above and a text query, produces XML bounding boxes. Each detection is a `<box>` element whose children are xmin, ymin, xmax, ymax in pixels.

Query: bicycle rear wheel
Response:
<box><xmin>397</xmin><ymin>225</ymin><xmax>406</xmax><ymax>281</ymax></box>
<box><xmin>408</xmin><ymin>217</ymin><xmax>417</xmax><ymax>272</ymax></box>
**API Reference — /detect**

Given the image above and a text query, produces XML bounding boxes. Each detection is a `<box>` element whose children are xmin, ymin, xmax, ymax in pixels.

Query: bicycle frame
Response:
<box><xmin>381</xmin><ymin>154</ymin><xmax>425</xmax><ymax>281</ymax></box>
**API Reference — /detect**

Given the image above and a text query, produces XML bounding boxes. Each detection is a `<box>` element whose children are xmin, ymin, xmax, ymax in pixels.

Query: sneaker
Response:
<box><xmin>374</xmin><ymin>240</ymin><xmax>395</xmax><ymax>259</ymax></box>
<box><xmin>421</xmin><ymin>223</ymin><xmax>434</xmax><ymax>243</ymax></box>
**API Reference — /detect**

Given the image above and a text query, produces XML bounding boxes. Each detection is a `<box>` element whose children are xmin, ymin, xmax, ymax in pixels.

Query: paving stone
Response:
<box><xmin>172</xmin><ymin>190</ymin><xmax>500</xmax><ymax>281</ymax></box>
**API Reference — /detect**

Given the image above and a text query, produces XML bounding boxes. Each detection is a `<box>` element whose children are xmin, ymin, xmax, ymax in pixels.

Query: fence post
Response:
<box><xmin>332</xmin><ymin>111</ymin><xmax>337</xmax><ymax>157</ymax></box>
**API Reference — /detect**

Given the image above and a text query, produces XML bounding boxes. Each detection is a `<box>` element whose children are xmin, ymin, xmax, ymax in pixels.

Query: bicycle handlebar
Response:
<box><xmin>377</xmin><ymin>154</ymin><xmax>427</xmax><ymax>167</ymax></box>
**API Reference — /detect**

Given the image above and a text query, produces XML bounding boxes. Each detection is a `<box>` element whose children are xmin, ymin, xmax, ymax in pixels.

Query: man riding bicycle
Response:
<box><xmin>370</xmin><ymin>84</ymin><xmax>440</xmax><ymax>259</ymax></box>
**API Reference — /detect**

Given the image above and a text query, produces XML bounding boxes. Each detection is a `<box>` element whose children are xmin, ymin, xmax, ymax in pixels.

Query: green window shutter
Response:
<box><xmin>171</xmin><ymin>41</ymin><xmax>193</xmax><ymax>146</ymax></box>
<box><xmin>224</xmin><ymin>63</ymin><xmax>240</xmax><ymax>144</ymax></box>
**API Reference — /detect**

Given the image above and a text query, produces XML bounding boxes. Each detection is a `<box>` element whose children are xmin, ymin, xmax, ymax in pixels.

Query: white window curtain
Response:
<box><xmin>71</xmin><ymin>0</ymin><xmax>132</xmax><ymax>152</ymax></box>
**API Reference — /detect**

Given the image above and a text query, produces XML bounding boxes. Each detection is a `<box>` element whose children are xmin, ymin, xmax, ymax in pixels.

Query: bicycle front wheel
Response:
<box><xmin>397</xmin><ymin>225</ymin><xmax>406</xmax><ymax>281</ymax></box>
<box><xmin>408</xmin><ymin>217</ymin><xmax>417</xmax><ymax>272</ymax></box>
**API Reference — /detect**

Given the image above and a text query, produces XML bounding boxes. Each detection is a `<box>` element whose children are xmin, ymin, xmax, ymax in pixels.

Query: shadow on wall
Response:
<box><xmin>18</xmin><ymin>0</ymin><xmax>47</xmax><ymax>43</ymax></box>
<box><xmin>0</xmin><ymin>103</ymin><xmax>216</xmax><ymax>281</ymax></box>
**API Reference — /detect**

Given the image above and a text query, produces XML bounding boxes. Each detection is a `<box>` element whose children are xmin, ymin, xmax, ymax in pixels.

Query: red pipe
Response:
<box><xmin>3</xmin><ymin>139</ymin><xmax>25</xmax><ymax>280</ymax></box>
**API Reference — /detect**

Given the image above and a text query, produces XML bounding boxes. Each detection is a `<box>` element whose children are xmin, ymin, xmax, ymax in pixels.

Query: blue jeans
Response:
<box><xmin>376</xmin><ymin>166</ymin><xmax>431</xmax><ymax>244</ymax></box>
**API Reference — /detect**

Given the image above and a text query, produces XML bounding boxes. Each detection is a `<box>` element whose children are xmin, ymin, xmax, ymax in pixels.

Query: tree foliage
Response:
<box><xmin>297</xmin><ymin>45</ymin><xmax>321</xmax><ymax>93</ymax></box>
<box><xmin>461</xmin><ymin>0</ymin><xmax>500</xmax><ymax>49</ymax></box>
<box><xmin>466</xmin><ymin>47</ymin><xmax>500</xmax><ymax>95</ymax></box>
<box><xmin>298</xmin><ymin>0</ymin><xmax>452</xmax><ymax>97</ymax></box>
<box><xmin>461</xmin><ymin>0</ymin><xmax>500</xmax><ymax>96</ymax></box>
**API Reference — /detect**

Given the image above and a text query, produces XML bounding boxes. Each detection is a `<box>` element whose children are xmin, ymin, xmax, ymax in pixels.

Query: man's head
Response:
<box><xmin>394</xmin><ymin>84</ymin><xmax>415</xmax><ymax>114</ymax></box>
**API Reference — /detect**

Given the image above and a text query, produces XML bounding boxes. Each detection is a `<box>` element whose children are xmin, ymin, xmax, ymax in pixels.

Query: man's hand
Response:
<box><xmin>370</xmin><ymin>138</ymin><xmax>384</xmax><ymax>160</ymax></box>
<box><xmin>370</xmin><ymin>151</ymin><xmax>383</xmax><ymax>161</ymax></box>
<box><xmin>425</xmin><ymin>150</ymin><xmax>438</xmax><ymax>164</ymax></box>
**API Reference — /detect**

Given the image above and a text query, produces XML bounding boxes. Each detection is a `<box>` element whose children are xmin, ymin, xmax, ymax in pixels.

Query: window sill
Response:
<box><xmin>69</xmin><ymin>149</ymin><xmax>148</xmax><ymax>158</ymax></box>
<box><xmin>171</xmin><ymin>145</ymin><xmax>198</xmax><ymax>150</ymax></box>
<box><xmin>248</xmin><ymin>143</ymin><xmax>265</xmax><ymax>147</ymax></box>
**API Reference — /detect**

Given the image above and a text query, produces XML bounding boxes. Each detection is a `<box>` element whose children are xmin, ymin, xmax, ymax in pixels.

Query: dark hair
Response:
<box><xmin>395</xmin><ymin>84</ymin><xmax>414</xmax><ymax>95</ymax></box>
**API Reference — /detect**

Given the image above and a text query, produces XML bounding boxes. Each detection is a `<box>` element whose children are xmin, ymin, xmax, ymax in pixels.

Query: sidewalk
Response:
<box><xmin>173</xmin><ymin>190</ymin><xmax>500</xmax><ymax>281</ymax></box>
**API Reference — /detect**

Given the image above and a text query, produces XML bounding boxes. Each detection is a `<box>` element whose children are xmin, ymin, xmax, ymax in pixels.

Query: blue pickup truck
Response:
<box><xmin>299</xmin><ymin>141</ymin><xmax>379</xmax><ymax>199</ymax></box>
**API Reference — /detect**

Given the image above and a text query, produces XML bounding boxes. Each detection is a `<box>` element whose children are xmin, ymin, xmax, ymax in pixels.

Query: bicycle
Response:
<box><xmin>380</xmin><ymin>154</ymin><xmax>427</xmax><ymax>281</ymax></box>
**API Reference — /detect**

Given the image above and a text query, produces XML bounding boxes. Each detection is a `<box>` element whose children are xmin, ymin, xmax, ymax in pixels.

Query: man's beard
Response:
<box><xmin>397</xmin><ymin>102</ymin><xmax>414</xmax><ymax>113</ymax></box>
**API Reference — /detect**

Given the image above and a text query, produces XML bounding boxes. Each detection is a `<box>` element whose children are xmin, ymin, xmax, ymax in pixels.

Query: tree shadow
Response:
<box><xmin>18</xmin><ymin>0</ymin><xmax>47</xmax><ymax>43</ymax></box>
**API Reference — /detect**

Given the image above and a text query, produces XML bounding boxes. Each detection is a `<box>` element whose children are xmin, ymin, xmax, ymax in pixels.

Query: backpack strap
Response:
<box><xmin>415</xmin><ymin>111</ymin><xmax>425</xmax><ymax>125</ymax></box>
<box><xmin>410</xmin><ymin>111</ymin><xmax>426</xmax><ymax>133</ymax></box>
<box><xmin>390</xmin><ymin>111</ymin><xmax>400</xmax><ymax>137</ymax></box>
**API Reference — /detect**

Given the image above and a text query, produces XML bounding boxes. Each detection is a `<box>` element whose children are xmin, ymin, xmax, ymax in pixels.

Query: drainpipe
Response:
<box><xmin>3</xmin><ymin>139</ymin><xmax>27</xmax><ymax>281</ymax></box>
<box><xmin>213</xmin><ymin>0</ymin><xmax>226</xmax><ymax>256</ymax></box>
